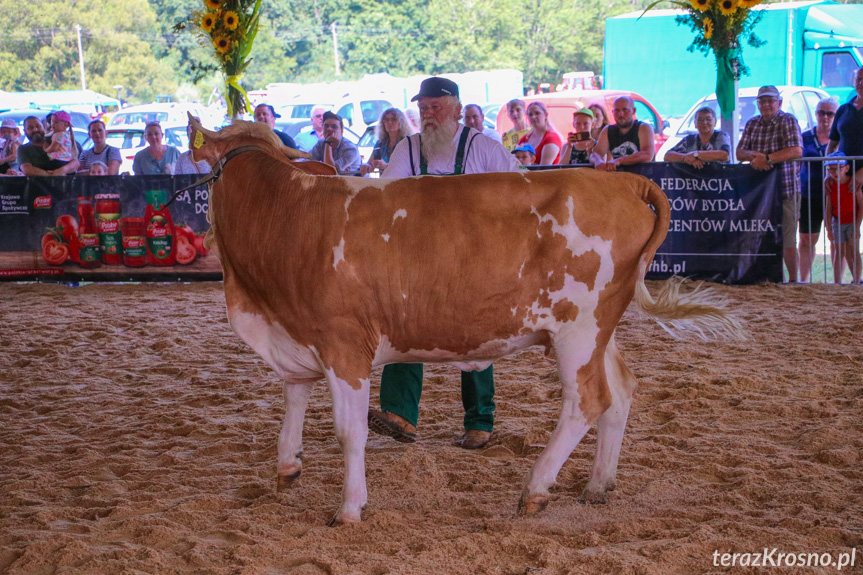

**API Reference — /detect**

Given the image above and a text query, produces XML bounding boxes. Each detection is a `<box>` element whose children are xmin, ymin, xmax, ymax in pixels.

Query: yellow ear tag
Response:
<box><xmin>194</xmin><ymin>131</ymin><xmax>204</xmax><ymax>149</ymax></box>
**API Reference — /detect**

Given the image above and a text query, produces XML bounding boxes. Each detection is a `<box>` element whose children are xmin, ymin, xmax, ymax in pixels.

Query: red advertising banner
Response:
<box><xmin>0</xmin><ymin>175</ymin><xmax>221</xmax><ymax>281</ymax></box>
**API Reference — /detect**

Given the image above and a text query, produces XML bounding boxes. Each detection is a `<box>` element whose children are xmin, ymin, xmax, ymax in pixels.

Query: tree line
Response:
<box><xmin>0</xmin><ymin>0</ymin><xmax>814</xmax><ymax>105</ymax></box>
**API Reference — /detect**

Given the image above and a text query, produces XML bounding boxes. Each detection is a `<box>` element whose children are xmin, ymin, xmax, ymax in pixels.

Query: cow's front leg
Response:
<box><xmin>325</xmin><ymin>368</ymin><xmax>371</xmax><ymax>525</ymax></box>
<box><xmin>277</xmin><ymin>381</ymin><xmax>314</xmax><ymax>491</ymax></box>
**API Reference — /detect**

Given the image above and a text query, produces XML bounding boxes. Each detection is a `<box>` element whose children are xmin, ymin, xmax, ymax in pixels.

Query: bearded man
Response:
<box><xmin>372</xmin><ymin>76</ymin><xmax>519</xmax><ymax>450</ymax></box>
<box><xmin>18</xmin><ymin>116</ymin><xmax>80</xmax><ymax>176</ymax></box>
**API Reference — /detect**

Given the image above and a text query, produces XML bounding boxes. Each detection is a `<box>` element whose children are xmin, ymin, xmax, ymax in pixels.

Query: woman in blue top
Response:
<box><xmin>360</xmin><ymin>108</ymin><xmax>414</xmax><ymax>176</ymax></box>
<box><xmin>133</xmin><ymin>121</ymin><xmax>180</xmax><ymax>175</ymax></box>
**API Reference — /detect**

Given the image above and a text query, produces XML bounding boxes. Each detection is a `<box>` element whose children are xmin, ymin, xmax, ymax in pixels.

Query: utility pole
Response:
<box><xmin>331</xmin><ymin>22</ymin><xmax>340</xmax><ymax>76</ymax></box>
<box><xmin>75</xmin><ymin>24</ymin><xmax>87</xmax><ymax>90</ymax></box>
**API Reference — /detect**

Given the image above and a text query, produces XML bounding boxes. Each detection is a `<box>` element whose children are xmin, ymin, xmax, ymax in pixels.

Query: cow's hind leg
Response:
<box><xmin>519</xmin><ymin>327</ymin><xmax>607</xmax><ymax>515</ymax></box>
<box><xmin>324</xmin><ymin>367</ymin><xmax>371</xmax><ymax>526</ymax></box>
<box><xmin>277</xmin><ymin>381</ymin><xmax>315</xmax><ymax>491</ymax></box>
<box><xmin>582</xmin><ymin>333</ymin><xmax>636</xmax><ymax>504</ymax></box>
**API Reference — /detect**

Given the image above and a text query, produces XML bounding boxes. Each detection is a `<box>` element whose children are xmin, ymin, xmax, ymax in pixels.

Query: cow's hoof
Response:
<box><xmin>327</xmin><ymin>512</ymin><xmax>362</xmax><ymax>527</ymax></box>
<box><xmin>517</xmin><ymin>494</ymin><xmax>549</xmax><ymax>516</ymax></box>
<box><xmin>276</xmin><ymin>470</ymin><xmax>301</xmax><ymax>492</ymax></box>
<box><xmin>580</xmin><ymin>488</ymin><xmax>608</xmax><ymax>505</ymax></box>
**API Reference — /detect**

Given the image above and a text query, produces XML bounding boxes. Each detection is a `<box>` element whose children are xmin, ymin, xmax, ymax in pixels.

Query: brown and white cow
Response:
<box><xmin>188</xmin><ymin>116</ymin><xmax>741</xmax><ymax>525</ymax></box>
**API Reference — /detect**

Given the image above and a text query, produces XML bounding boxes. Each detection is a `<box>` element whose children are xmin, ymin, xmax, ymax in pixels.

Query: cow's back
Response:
<box><xmin>338</xmin><ymin>169</ymin><xmax>662</xmax><ymax>356</ymax></box>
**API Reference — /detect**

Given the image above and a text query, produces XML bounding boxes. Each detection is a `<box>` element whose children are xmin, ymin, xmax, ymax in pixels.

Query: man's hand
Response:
<box><xmin>596</xmin><ymin>160</ymin><xmax>617</xmax><ymax>172</ymax></box>
<box><xmin>750</xmin><ymin>153</ymin><xmax>772</xmax><ymax>171</ymax></box>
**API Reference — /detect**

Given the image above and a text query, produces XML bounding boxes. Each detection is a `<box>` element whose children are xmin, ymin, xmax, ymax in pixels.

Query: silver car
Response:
<box><xmin>658</xmin><ymin>86</ymin><xmax>830</xmax><ymax>160</ymax></box>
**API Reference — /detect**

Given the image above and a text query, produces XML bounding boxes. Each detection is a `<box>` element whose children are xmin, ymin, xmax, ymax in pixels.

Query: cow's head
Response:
<box><xmin>187</xmin><ymin>112</ymin><xmax>312</xmax><ymax>166</ymax></box>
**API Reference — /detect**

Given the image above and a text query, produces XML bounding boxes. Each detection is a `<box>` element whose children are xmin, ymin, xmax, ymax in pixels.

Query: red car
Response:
<box><xmin>496</xmin><ymin>89</ymin><xmax>668</xmax><ymax>155</ymax></box>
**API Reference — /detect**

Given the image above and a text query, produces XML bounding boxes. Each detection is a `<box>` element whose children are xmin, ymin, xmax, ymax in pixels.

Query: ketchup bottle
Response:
<box><xmin>77</xmin><ymin>197</ymin><xmax>102</xmax><ymax>268</ymax></box>
<box><xmin>95</xmin><ymin>193</ymin><xmax>123</xmax><ymax>264</ymax></box>
<box><xmin>145</xmin><ymin>190</ymin><xmax>176</xmax><ymax>266</ymax></box>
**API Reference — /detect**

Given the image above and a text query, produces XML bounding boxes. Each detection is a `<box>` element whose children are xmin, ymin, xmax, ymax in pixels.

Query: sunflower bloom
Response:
<box><xmin>703</xmin><ymin>17</ymin><xmax>714</xmax><ymax>40</ymax></box>
<box><xmin>204</xmin><ymin>0</ymin><xmax>221</xmax><ymax>9</ymax></box>
<box><xmin>690</xmin><ymin>0</ymin><xmax>710</xmax><ymax>12</ymax></box>
<box><xmin>737</xmin><ymin>0</ymin><xmax>761</xmax><ymax>7</ymax></box>
<box><xmin>719</xmin><ymin>0</ymin><xmax>738</xmax><ymax>16</ymax></box>
<box><xmin>222</xmin><ymin>10</ymin><xmax>240</xmax><ymax>30</ymax></box>
<box><xmin>201</xmin><ymin>13</ymin><xmax>217</xmax><ymax>33</ymax></box>
<box><xmin>214</xmin><ymin>35</ymin><xmax>232</xmax><ymax>53</ymax></box>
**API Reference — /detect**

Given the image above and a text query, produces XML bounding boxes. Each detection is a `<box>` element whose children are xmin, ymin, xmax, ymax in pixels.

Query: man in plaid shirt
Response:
<box><xmin>737</xmin><ymin>85</ymin><xmax>804</xmax><ymax>282</ymax></box>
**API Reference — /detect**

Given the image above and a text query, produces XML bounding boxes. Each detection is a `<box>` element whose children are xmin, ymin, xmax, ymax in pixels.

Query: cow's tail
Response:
<box><xmin>632</xmin><ymin>180</ymin><xmax>746</xmax><ymax>341</ymax></box>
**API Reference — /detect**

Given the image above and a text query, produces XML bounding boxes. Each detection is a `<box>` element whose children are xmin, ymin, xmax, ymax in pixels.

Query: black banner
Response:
<box><xmin>0</xmin><ymin>165</ymin><xmax>782</xmax><ymax>283</ymax></box>
<box><xmin>631</xmin><ymin>163</ymin><xmax>782</xmax><ymax>284</ymax></box>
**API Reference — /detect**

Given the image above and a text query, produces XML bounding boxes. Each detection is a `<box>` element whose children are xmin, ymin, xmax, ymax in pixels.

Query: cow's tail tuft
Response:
<box><xmin>633</xmin><ymin>273</ymin><xmax>746</xmax><ymax>341</ymax></box>
<box><xmin>633</xmin><ymin>178</ymin><xmax>746</xmax><ymax>342</ymax></box>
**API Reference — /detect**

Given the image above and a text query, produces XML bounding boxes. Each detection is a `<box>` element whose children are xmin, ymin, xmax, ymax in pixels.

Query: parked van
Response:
<box><xmin>107</xmin><ymin>103</ymin><xmax>223</xmax><ymax>129</ymax></box>
<box><xmin>275</xmin><ymin>96</ymin><xmax>395</xmax><ymax>134</ymax></box>
<box><xmin>495</xmin><ymin>90</ymin><xmax>668</xmax><ymax>154</ymax></box>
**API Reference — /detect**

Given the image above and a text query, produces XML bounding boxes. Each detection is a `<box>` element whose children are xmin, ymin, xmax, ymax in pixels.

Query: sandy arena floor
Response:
<box><xmin>1</xmin><ymin>281</ymin><xmax>861</xmax><ymax>575</ymax></box>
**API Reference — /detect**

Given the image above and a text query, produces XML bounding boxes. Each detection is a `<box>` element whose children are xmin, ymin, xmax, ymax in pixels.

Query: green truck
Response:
<box><xmin>604</xmin><ymin>1</ymin><xmax>863</xmax><ymax>118</ymax></box>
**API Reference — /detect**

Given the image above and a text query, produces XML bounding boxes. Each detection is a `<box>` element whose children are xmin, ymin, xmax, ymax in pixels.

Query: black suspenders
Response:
<box><xmin>409</xmin><ymin>127</ymin><xmax>473</xmax><ymax>176</ymax></box>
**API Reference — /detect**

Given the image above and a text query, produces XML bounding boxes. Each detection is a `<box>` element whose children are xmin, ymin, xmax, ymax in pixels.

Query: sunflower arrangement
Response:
<box><xmin>190</xmin><ymin>0</ymin><xmax>262</xmax><ymax>118</ymax></box>
<box><xmin>662</xmin><ymin>0</ymin><xmax>766</xmax><ymax>79</ymax></box>
<box><xmin>643</xmin><ymin>0</ymin><xmax>766</xmax><ymax>115</ymax></box>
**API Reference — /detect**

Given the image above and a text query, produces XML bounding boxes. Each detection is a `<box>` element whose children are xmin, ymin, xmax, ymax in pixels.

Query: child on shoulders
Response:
<box><xmin>823</xmin><ymin>154</ymin><xmax>863</xmax><ymax>284</ymax></box>
<box><xmin>44</xmin><ymin>111</ymin><xmax>75</xmax><ymax>162</ymax></box>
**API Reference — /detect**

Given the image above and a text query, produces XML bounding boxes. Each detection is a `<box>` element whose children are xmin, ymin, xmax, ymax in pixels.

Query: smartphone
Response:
<box><xmin>372</xmin><ymin>148</ymin><xmax>382</xmax><ymax>161</ymax></box>
<box><xmin>573</xmin><ymin>131</ymin><xmax>592</xmax><ymax>142</ymax></box>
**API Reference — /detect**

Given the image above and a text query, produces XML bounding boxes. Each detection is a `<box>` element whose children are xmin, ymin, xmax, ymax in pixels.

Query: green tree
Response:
<box><xmin>0</xmin><ymin>0</ymin><xmax>180</xmax><ymax>102</ymax></box>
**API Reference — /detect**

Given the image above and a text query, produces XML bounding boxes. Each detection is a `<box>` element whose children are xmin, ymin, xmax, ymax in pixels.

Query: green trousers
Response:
<box><xmin>379</xmin><ymin>363</ymin><xmax>495</xmax><ymax>432</ymax></box>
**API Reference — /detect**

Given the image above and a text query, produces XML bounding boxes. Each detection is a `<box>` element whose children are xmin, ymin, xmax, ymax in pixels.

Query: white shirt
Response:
<box><xmin>482</xmin><ymin>126</ymin><xmax>503</xmax><ymax>144</ymax></box>
<box><xmin>382</xmin><ymin>125</ymin><xmax>520</xmax><ymax>178</ymax></box>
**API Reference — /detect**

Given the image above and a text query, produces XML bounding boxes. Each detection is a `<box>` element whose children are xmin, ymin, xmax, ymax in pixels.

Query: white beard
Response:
<box><xmin>421</xmin><ymin>118</ymin><xmax>458</xmax><ymax>164</ymax></box>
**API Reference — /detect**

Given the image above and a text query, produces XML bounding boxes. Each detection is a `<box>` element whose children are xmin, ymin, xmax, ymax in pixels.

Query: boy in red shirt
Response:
<box><xmin>823</xmin><ymin>155</ymin><xmax>863</xmax><ymax>283</ymax></box>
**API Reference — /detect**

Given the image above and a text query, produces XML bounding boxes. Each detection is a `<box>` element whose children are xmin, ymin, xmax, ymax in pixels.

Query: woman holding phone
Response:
<box><xmin>360</xmin><ymin>108</ymin><xmax>414</xmax><ymax>175</ymax></box>
<box><xmin>560</xmin><ymin>108</ymin><xmax>597</xmax><ymax>165</ymax></box>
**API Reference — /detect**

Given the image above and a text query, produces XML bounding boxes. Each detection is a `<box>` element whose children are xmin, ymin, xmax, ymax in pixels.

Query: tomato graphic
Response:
<box><xmin>176</xmin><ymin>224</ymin><xmax>195</xmax><ymax>243</ymax></box>
<box><xmin>56</xmin><ymin>215</ymin><xmax>78</xmax><ymax>243</ymax></box>
<box><xmin>176</xmin><ymin>235</ymin><xmax>197</xmax><ymax>265</ymax></box>
<box><xmin>42</xmin><ymin>231</ymin><xmax>59</xmax><ymax>250</ymax></box>
<box><xmin>42</xmin><ymin>238</ymin><xmax>69</xmax><ymax>265</ymax></box>
<box><xmin>192</xmin><ymin>233</ymin><xmax>210</xmax><ymax>256</ymax></box>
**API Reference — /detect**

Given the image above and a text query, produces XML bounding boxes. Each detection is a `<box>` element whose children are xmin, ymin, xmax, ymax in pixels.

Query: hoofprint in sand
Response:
<box><xmin>1</xmin><ymin>282</ymin><xmax>861</xmax><ymax>574</ymax></box>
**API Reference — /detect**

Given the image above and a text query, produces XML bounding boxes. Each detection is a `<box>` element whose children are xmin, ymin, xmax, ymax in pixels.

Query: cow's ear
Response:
<box><xmin>291</xmin><ymin>160</ymin><xmax>337</xmax><ymax>175</ymax></box>
<box><xmin>283</xmin><ymin>148</ymin><xmax>313</xmax><ymax>161</ymax></box>
<box><xmin>188</xmin><ymin>112</ymin><xmax>217</xmax><ymax>141</ymax></box>
<box><xmin>188</xmin><ymin>113</ymin><xmax>218</xmax><ymax>163</ymax></box>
